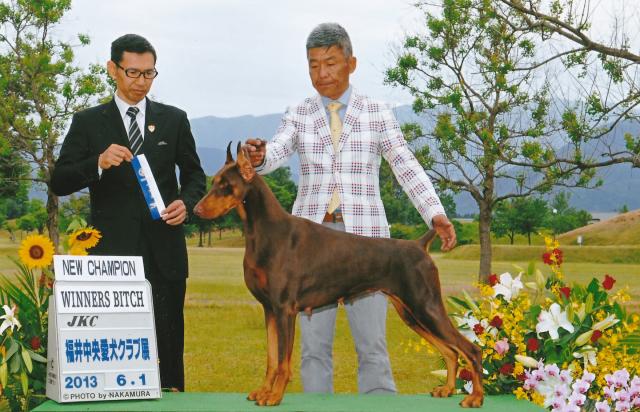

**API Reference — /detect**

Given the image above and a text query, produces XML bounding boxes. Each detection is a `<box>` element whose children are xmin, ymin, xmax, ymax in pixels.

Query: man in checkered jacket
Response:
<box><xmin>244</xmin><ymin>23</ymin><xmax>456</xmax><ymax>395</ymax></box>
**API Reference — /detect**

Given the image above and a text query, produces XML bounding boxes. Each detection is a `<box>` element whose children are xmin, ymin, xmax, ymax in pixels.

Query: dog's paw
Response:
<box><xmin>263</xmin><ymin>392</ymin><xmax>283</xmax><ymax>406</ymax></box>
<box><xmin>460</xmin><ymin>394</ymin><xmax>484</xmax><ymax>408</ymax></box>
<box><xmin>430</xmin><ymin>385</ymin><xmax>455</xmax><ymax>398</ymax></box>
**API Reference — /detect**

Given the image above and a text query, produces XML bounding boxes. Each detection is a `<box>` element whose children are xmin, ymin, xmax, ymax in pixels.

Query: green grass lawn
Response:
<box><xmin>183</xmin><ymin>246</ymin><xmax>640</xmax><ymax>394</ymax></box>
<box><xmin>2</xmin><ymin>233</ymin><xmax>639</xmax><ymax>395</ymax></box>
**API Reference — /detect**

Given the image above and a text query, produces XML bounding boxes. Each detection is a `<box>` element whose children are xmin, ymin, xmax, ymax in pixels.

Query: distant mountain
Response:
<box><xmin>43</xmin><ymin>106</ymin><xmax>639</xmax><ymax>215</ymax></box>
<box><xmin>190</xmin><ymin>107</ymin><xmax>640</xmax><ymax>214</ymax></box>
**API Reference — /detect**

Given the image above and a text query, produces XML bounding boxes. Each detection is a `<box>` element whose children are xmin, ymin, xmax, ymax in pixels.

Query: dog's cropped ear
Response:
<box><xmin>225</xmin><ymin>142</ymin><xmax>234</xmax><ymax>164</ymax></box>
<box><xmin>236</xmin><ymin>142</ymin><xmax>256</xmax><ymax>182</ymax></box>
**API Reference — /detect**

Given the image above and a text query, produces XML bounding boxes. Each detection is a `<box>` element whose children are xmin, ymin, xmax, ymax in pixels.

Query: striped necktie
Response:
<box><xmin>326</xmin><ymin>102</ymin><xmax>342</xmax><ymax>214</ymax></box>
<box><xmin>126</xmin><ymin>106</ymin><xmax>143</xmax><ymax>155</ymax></box>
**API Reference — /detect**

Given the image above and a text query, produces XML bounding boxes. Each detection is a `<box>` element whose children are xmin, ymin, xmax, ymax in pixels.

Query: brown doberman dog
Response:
<box><xmin>193</xmin><ymin>143</ymin><xmax>484</xmax><ymax>407</ymax></box>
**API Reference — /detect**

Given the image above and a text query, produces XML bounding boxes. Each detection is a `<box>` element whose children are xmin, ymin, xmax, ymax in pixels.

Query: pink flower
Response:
<box><xmin>494</xmin><ymin>338</ymin><xmax>510</xmax><ymax>355</ymax></box>
<box><xmin>595</xmin><ymin>400</ymin><xmax>611</xmax><ymax>412</ymax></box>
<box><xmin>568</xmin><ymin>392</ymin><xmax>586</xmax><ymax>406</ymax></box>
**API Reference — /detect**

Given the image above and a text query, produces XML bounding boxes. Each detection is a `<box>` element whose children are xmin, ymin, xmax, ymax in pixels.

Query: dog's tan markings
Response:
<box><xmin>249</xmin><ymin>313</ymin><xmax>278</xmax><ymax>402</ymax></box>
<box><xmin>253</xmin><ymin>268</ymin><xmax>268</xmax><ymax>289</ymax></box>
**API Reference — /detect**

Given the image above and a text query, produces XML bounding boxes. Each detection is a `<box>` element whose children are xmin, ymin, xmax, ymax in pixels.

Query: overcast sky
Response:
<box><xmin>55</xmin><ymin>0</ymin><xmax>425</xmax><ymax>118</ymax></box>
<box><xmin>54</xmin><ymin>0</ymin><xmax>640</xmax><ymax>119</ymax></box>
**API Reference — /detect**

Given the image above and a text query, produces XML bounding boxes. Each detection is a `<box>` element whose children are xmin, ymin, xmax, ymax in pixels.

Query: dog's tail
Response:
<box><xmin>416</xmin><ymin>229</ymin><xmax>437</xmax><ymax>253</ymax></box>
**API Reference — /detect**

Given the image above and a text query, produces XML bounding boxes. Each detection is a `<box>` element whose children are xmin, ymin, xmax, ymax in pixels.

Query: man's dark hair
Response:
<box><xmin>111</xmin><ymin>34</ymin><xmax>157</xmax><ymax>64</ymax></box>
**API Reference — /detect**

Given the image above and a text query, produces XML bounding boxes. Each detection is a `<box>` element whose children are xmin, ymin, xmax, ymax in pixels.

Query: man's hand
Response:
<box><xmin>432</xmin><ymin>214</ymin><xmax>457</xmax><ymax>252</ymax></box>
<box><xmin>243</xmin><ymin>138</ymin><xmax>266</xmax><ymax>167</ymax></box>
<box><xmin>162</xmin><ymin>199</ymin><xmax>187</xmax><ymax>225</ymax></box>
<box><xmin>98</xmin><ymin>144</ymin><xmax>133</xmax><ymax>170</ymax></box>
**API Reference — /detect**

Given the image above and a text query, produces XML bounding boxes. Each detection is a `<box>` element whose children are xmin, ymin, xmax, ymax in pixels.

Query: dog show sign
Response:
<box><xmin>46</xmin><ymin>255</ymin><xmax>161</xmax><ymax>403</ymax></box>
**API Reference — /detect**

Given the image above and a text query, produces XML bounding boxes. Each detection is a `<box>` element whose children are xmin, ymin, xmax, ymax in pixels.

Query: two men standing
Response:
<box><xmin>52</xmin><ymin>23</ymin><xmax>455</xmax><ymax>393</ymax></box>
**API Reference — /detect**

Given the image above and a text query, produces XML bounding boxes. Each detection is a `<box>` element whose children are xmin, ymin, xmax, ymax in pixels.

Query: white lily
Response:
<box><xmin>454</xmin><ymin>312</ymin><xmax>481</xmax><ymax>344</ymax></box>
<box><xmin>573</xmin><ymin>346</ymin><xmax>597</xmax><ymax>368</ymax></box>
<box><xmin>0</xmin><ymin>305</ymin><xmax>21</xmax><ymax>335</ymax></box>
<box><xmin>536</xmin><ymin>303</ymin><xmax>574</xmax><ymax>340</ymax></box>
<box><xmin>493</xmin><ymin>272</ymin><xmax>524</xmax><ymax>302</ymax></box>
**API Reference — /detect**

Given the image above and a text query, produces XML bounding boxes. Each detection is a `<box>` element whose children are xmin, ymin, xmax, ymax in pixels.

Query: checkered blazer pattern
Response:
<box><xmin>256</xmin><ymin>89</ymin><xmax>446</xmax><ymax>238</ymax></box>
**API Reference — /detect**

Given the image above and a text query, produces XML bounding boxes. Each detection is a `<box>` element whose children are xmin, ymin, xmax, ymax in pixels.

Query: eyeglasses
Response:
<box><xmin>115</xmin><ymin>62</ymin><xmax>159</xmax><ymax>79</ymax></box>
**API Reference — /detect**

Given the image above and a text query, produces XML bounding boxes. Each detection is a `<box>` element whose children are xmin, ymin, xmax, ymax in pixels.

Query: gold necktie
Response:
<box><xmin>326</xmin><ymin>102</ymin><xmax>342</xmax><ymax>214</ymax></box>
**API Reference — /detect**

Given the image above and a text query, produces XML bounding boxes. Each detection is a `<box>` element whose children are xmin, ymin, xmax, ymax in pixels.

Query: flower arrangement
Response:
<box><xmin>437</xmin><ymin>236</ymin><xmax>640</xmax><ymax>409</ymax></box>
<box><xmin>1</xmin><ymin>221</ymin><xmax>101</xmax><ymax>411</ymax></box>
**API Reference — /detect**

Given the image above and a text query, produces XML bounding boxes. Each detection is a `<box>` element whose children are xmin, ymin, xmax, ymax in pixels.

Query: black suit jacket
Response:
<box><xmin>51</xmin><ymin>98</ymin><xmax>206</xmax><ymax>280</ymax></box>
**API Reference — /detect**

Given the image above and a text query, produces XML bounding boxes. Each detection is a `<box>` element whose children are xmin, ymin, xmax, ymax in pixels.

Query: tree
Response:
<box><xmin>513</xmin><ymin>197</ymin><xmax>548</xmax><ymax>245</ymax></box>
<box><xmin>17</xmin><ymin>199</ymin><xmax>47</xmax><ymax>234</ymax></box>
<box><xmin>0</xmin><ymin>133</ymin><xmax>29</xmax><ymax>198</ymax></box>
<box><xmin>0</xmin><ymin>183</ymin><xmax>28</xmax><ymax>219</ymax></box>
<box><xmin>386</xmin><ymin>0</ymin><xmax>638</xmax><ymax>280</ymax></box>
<box><xmin>263</xmin><ymin>167</ymin><xmax>297</xmax><ymax>213</ymax></box>
<box><xmin>58</xmin><ymin>193</ymin><xmax>90</xmax><ymax>232</ymax></box>
<box><xmin>546</xmin><ymin>192</ymin><xmax>591</xmax><ymax>235</ymax></box>
<box><xmin>0</xmin><ymin>0</ymin><xmax>108</xmax><ymax>248</ymax></box>
<box><xmin>491</xmin><ymin>200</ymin><xmax>518</xmax><ymax>244</ymax></box>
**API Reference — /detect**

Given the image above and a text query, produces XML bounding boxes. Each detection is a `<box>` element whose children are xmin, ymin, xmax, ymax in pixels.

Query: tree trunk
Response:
<box><xmin>478</xmin><ymin>201</ymin><xmax>493</xmax><ymax>282</ymax></box>
<box><xmin>527</xmin><ymin>232</ymin><xmax>531</xmax><ymax>245</ymax></box>
<box><xmin>509</xmin><ymin>231</ymin><xmax>514</xmax><ymax>245</ymax></box>
<box><xmin>207</xmin><ymin>230</ymin><xmax>211</xmax><ymax>247</ymax></box>
<box><xmin>198</xmin><ymin>231</ymin><xmax>203</xmax><ymax>247</ymax></box>
<box><xmin>46</xmin><ymin>190</ymin><xmax>59</xmax><ymax>251</ymax></box>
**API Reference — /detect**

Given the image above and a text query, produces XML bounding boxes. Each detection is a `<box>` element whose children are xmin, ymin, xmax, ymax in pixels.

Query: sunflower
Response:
<box><xmin>18</xmin><ymin>234</ymin><xmax>54</xmax><ymax>269</ymax></box>
<box><xmin>68</xmin><ymin>246</ymin><xmax>88</xmax><ymax>256</ymax></box>
<box><xmin>68</xmin><ymin>227</ymin><xmax>102</xmax><ymax>250</ymax></box>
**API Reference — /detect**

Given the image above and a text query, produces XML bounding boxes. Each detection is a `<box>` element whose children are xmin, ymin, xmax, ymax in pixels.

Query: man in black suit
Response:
<box><xmin>51</xmin><ymin>34</ymin><xmax>206</xmax><ymax>391</ymax></box>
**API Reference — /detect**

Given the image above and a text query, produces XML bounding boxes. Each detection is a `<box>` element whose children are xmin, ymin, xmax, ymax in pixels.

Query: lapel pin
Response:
<box><xmin>148</xmin><ymin>124</ymin><xmax>156</xmax><ymax>133</ymax></box>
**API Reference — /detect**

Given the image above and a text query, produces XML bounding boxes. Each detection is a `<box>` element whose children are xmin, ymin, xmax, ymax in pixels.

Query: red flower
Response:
<box><xmin>30</xmin><ymin>336</ymin><xmax>41</xmax><ymax>350</ymax></box>
<box><xmin>459</xmin><ymin>369</ymin><xmax>473</xmax><ymax>381</ymax></box>
<box><xmin>542</xmin><ymin>248</ymin><xmax>563</xmax><ymax>265</ymax></box>
<box><xmin>488</xmin><ymin>274</ymin><xmax>498</xmax><ymax>286</ymax></box>
<box><xmin>490</xmin><ymin>315</ymin><xmax>503</xmax><ymax>329</ymax></box>
<box><xmin>473</xmin><ymin>324</ymin><xmax>485</xmax><ymax>335</ymax></box>
<box><xmin>526</xmin><ymin>337</ymin><xmax>540</xmax><ymax>352</ymax></box>
<box><xmin>602</xmin><ymin>274</ymin><xmax>616</xmax><ymax>290</ymax></box>
<box><xmin>517</xmin><ymin>373</ymin><xmax>527</xmax><ymax>382</ymax></box>
<box><xmin>499</xmin><ymin>363</ymin><xmax>514</xmax><ymax>375</ymax></box>
<box><xmin>559</xmin><ymin>287</ymin><xmax>571</xmax><ymax>299</ymax></box>
<box><xmin>591</xmin><ymin>330</ymin><xmax>603</xmax><ymax>343</ymax></box>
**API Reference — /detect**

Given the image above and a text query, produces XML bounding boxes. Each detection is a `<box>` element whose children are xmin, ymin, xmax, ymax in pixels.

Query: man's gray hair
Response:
<box><xmin>306</xmin><ymin>23</ymin><xmax>353</xmax><ymax>57</ymax></box>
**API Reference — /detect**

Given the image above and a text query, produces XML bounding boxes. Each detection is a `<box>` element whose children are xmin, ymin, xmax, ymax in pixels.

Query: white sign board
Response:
<box><xmin>46</xmin><ymin>256</ymin><xmax>161</xmax><ymax>403</ymax></box>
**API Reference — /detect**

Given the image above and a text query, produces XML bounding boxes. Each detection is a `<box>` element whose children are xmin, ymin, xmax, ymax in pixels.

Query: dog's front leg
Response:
<box><xmin>249</xmin><ymin>307</ymin><xmax>278</xmax><ymax>403</ymax></box>
<box><xmin>259</xmin><ymin>310</ymin><xmax>296</xmax><ymax>406</ymax></box>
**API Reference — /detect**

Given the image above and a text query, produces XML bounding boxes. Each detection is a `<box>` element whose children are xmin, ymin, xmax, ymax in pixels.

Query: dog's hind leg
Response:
<box><xmin>388</xmin><ymin>296</ymin><xmax>458</xmax><ymax>398</ymax></box>
<box><xmin>408</xmin><ymin>299</ymin><xmax>484</xmax><ymax>408</ymax></box>
<box><xmin>249</xmin><ymin>307</ymin><xmax>278</xmax><ymax>403</ymax></box>
<box><xmin>261</xmin><ymin>310</ymin><xmax>296</xmax><ymax>406</ymax></box>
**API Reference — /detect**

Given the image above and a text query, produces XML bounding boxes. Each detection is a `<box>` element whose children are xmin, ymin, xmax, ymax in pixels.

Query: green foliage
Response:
<box><xmin>16</xmin><ymin>200</ymin><xmax>47</xmax><ymax>235</ymax></box>
<box><xmin>0</xmin><ymin>259</ymin><xmax>51</xmax><ymax>411</ymax></box>
<box><xmin>263</xmin><ymin>167</ymin><xmax>297</xmax><ymax>213</ymax></box>
<box><xmin>57</xmin><ymin>194</ymin><xmax>90</xmax><ymax>233</ymax></box>
<box><xmin>546</xmin><ymin>192</ymin><xmax>592</xmax><ymax>235</ymax></box>
<box><xmin>0</xmin><ymin>0</ymin><xmax>109</xmax><ymax>248</ymax></box>
<box><xmin>492</xmin><ymin>197</ymin><xmax>549</xmax><ymax>245</ymax></box>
